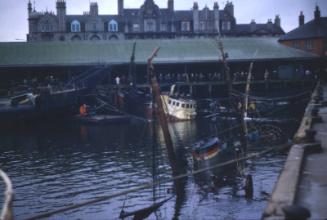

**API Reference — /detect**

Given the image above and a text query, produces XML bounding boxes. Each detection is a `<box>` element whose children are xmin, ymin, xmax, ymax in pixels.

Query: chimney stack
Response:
<box><xmin>274</xmin><ymin>15</ymin><xmax>281</xmax><ymax>27</ymax></box>
<box><xmin>299</xmin><ymin>11</ymin><xmax>304</xmax><ymax>26</ymax></box>
<box><xmin>314</xmin><ymin>5</ymin><xmax>321</xmax><ymax>22</ymax></box>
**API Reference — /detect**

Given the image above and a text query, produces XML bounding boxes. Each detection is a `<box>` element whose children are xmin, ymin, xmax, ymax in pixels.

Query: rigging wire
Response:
<box><xmin>25</xmin><ymin>87</ymin><xmax>314</xmax><ymax>220</ymax></box>
<box><xmin>24</xmin><ymin>142</ymin><xmax>290</xmax><ymax>220</ymax></box>
<box><xmin>206</xmin><ymin>95</ymin><xmax>310</xmax><ymax>139</ymax></box>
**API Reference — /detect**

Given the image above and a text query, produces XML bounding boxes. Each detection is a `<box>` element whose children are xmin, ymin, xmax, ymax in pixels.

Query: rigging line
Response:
<box><xmin>24</xmin><ymin>142</ymin><xmax>290</xmax><ymax>220</ymax></box>
<box><xmin>205</xmin><ymin>96</ymin><xmax>310</xmax><ymax>139</ymax></box>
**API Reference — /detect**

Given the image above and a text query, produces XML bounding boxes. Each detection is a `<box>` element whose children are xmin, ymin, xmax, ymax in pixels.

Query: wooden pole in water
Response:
<box><xmin>244</xmin><ymin>174</ymin><xmax>253</xmax><ymax>199</ymax></box>
<box><xmin>147</xmin><ymin>47</ymin><xmax>179</xmax><ymax>175</ymax></box>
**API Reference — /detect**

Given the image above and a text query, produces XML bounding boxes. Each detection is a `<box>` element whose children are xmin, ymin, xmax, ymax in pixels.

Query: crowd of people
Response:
<box><xmin>112</xmin><ymin>68</ymin><xmax>317</xmax><ymax>85</ymax></box>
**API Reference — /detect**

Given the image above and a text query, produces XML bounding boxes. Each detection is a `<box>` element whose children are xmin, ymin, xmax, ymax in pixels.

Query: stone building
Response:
<box><xmin>27</xmin><ymin>0</ymin><xmax>284</xmax><ymax>42</ymax></box>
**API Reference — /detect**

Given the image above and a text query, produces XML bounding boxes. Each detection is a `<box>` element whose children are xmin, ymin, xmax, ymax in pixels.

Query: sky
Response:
<box><xmin>0</xmin><ymin>0</ymin><xmax>326</xmax><ymax>42</ymax></box>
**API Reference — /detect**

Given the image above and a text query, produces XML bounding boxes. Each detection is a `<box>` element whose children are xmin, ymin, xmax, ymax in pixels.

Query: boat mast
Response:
<box><xmin>217</xmin><ymin>39</ymin><xmax>232</xmax><ymax>105</ymax></box>
<box><xmin>217</xmin><ymin>38</ymin><xmax>233</xmax><ymax>143</ymax></box>
<box><xmin>128</xmin><ymin>42</ymin><xmax>137</xmax><ymax>86</ymax></box>
<box><xmin>243</xmin><ymin>62</ymin><xmax>254</xmax><ymax>136</ymax></box>
<box><xmin>147</xmin><ymin>47</ymin><xmax>179</xmax><ymax>175</ymax></box>
<box><xmin>217</xmin><ymin>38</ymin><xmax>248</xmax><ymax>153</ymax></box>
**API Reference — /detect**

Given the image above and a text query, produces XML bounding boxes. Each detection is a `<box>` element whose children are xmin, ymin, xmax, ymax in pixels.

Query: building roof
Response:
<box><xmin>234</xmin><ymin>23</ymin><xmax>284</xmax><ymax>36</ymax></box>
<box><xmin>121</xmin><ymin>9</ymin><xmax>140</xmax><ymax>21</ymax></box>
<box><xmin>66</xmin><ymin>15</ymin><xmax>120</xmax><ymax>23</ymax></box>
<box><xmin>0</xmin><ymin>38</ymin><xmax>316</xmax><ymax>67</ymax></box>
<box><xmin>174</xmin><ymin>11</ymin><xmax>193</xmax><ymax>21</ymax></box>
<box><xmin>279</xmin><ymin>17</ymin><xmax>327</xmax><ymax>41</ymax></box>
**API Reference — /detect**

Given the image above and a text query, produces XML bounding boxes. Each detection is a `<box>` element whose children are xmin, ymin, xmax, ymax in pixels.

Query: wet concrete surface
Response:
<box><xmin>296</xmin><ymin>88</ymin><xmax>327</xmax><ymax>219</ymax></box>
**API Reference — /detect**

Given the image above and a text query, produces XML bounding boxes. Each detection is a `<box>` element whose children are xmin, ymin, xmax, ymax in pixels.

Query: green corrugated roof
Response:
<box><xmin>0</xmin><ymin>38</ymin><xmax>317</xmax><ymax>67</ymax></box>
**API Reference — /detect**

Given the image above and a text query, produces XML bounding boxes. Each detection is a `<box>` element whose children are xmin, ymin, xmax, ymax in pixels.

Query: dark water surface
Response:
<box><xmin>0</xmin><ymin>118</ymin><xmax>297</xmax><ymax>220</ymax></box>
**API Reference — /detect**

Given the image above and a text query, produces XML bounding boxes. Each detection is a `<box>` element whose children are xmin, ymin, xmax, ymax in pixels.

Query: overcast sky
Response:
<box><xmin>0</xmin><ymin>0</ymin><xmax>326</xmax><ymax>41</ymax></box>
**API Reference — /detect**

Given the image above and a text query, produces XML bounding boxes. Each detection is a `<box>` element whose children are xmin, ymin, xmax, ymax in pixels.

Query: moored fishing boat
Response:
<box><xmin>192</xmin><ymin>137</ymin><xmax>220</xmax><ymax>161</ymax></box>
<box><xmin>161</xmin><ymin>94</ymin><xmax>197</xmax><ymax>120</ymax></box>
<box><xmin>161</xmin><ymin>85</ymin><xmax>197</xmax><ymax>120</ymax></box>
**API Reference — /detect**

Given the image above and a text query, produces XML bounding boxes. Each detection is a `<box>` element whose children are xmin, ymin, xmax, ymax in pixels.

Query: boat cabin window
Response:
<box><xmin>168</xmin><ymin>100</ymin><xmax>171</xmax><ymax>104</ymax></box>
<box><xmin>172</xmin><ymin>101</ymin><xmax>176</xmax><ymax>106</ymax></box>
<box><xmin>176</xmin><ymin>102</ymin><xmax>180</xmax><ymax>107</ymax></box>
<box><xmin>186</xmin><ymin>104</ymin><xmax>190</xmax><ymax>108</ymax></box>
<box><xmin>182</xmin><ymin>104</ymin><xmax>185</xmax><ymax>108</ymax></box>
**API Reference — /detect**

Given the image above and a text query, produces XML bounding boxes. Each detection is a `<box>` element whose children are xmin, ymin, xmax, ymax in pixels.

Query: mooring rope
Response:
<box><xmin>0</xmin><ymin>169</ymin><xmax>13</xmax><ymax>220</ymax></box>
<box><xmin>24</xmin><ymin>142</ymin><xmax>289</xmax><ymax>220</ymax></box>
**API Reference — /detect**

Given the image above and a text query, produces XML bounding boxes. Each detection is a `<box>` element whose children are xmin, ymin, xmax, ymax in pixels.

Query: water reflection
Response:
<box><xmin>0</xmin><ymin>117</ymin><xmax>298</xmax><ymax>220</ymax></box>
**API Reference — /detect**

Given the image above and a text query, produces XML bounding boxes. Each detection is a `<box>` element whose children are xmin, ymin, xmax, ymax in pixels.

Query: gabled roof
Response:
<box><xmin>199</xmin><ymin>9</ymin><xmax>214</xmax><ymax>20</ymax></box>
<box><xmin>0</xmin><ymin>38</ymin><xmax>317</xmax><ymax>67</ymax></box>
<box><xmin>279</xmin><ymin>17</ymin><xmax>327</xmax><ymax>41</ymax></box>
<box><xmin>121</xmin><ymin>9</ymin><xmax>140</xmax><ymax>21</ymax></box>
<box><xmin>66</xmin><ymin>15</ymin><xmax>120</xmax><ymax>23</ymax></box>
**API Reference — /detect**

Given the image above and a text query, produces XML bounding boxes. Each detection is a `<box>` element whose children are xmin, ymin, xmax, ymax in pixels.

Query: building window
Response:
<box><xmin>41</xmin><ymin>21</ymin><xmax>52</xmax><ymax>32</ymax></box>
<box><xmin>200</xmin><ymin>22</ymin><xmax>205</xmax><ymax>31</ymax></box>
<box><xmin>222</xmin><ymin>21</ymin><xmax>231</xmax><ymax>31</ymax></box>
<box><xmin>293</xmin><ymin>41</ymin><xmax>300</xmax><ymax>48</ymax></box>
<box><xmin>109</xmin><ymin>20</ymin><xmax>118</xmax><ymax>32</ymax></box>
<box><xmin>181</xmin><ymin>21</ymin><xmax>190</xmax><ymax>32</ymax></box>
<box><xmin>133</xmin><ymin>24</ymin><xmax>140</xmax><ymax>32</ymax></box>
<box><xmin>92</xmin><ymin>23</ymin><xmax>97</xmax><ymax>32</ymax></box>
<box><xmin>144</xmin><ymin>19</ymin><xmax>156</xmax><ymax>32</ymax></box>
<box><xmin>71</xmin><ymin>20</ymin><xmax>81</xmax><ymax>32</ymax></box>
<box><xmin>160</xmin><ymin>23</ymin><xmax>167</xmax><ymax>32</ymax></box>
<box><xmin>306</xmin><ymin>40</ymin><xmax>314</xmax><ymax>50</ymax></box>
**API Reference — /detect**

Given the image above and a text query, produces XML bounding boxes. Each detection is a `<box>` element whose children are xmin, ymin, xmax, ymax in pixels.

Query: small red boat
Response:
<box><xmin>192</xmin><ymin>137</ymin><xmax>220</xmax><ymax>161</ymax></box>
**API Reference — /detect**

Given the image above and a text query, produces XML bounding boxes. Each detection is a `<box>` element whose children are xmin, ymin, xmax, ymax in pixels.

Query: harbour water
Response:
<box><xmin>0</xmin><ymin>115</ymin><xmax>301</xmax><ymax>220</ymax></box>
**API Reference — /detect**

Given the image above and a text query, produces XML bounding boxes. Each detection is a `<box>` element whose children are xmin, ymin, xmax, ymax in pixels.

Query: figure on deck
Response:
<box><xmin>79</xmin><ymin>104</ymin><xmax>88</xmax><ymax>116</ymax></box>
